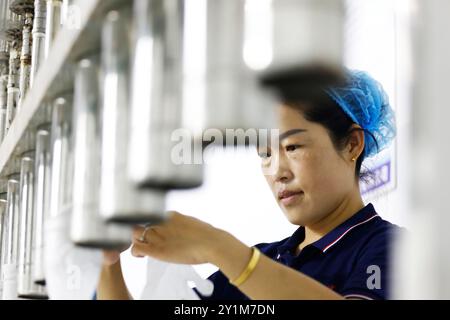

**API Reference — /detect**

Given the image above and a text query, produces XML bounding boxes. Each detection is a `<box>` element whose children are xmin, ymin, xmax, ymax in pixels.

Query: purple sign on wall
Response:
<box><xmin>360</xmin><ymin>160</ymin><xmax>392</xmax><ymax>195</ymax></box>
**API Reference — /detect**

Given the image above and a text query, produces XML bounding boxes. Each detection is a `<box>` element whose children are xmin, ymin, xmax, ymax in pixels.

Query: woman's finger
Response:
<box><xmin>132</xmin><ymin>225</ymin><xmax>165</xmax><ymax>245</ymax></box>
<box><xmin>132</xmin><ymin>225</ymin><xmax>146</xmax><ymax>241</ymax></box>
<box><xmin>102</xmin><ymin>250</ymin><xmax>121</xmax><ymax>266</ymax></box>
<box><xmin>131</xmin><ymin>242</ymin><xmax>153</xmax><ymax>258</ymax></box>
<box><xmin>132</xmin><ymin>225</ymin><xmax>155</xmax><ymax>242</ymax></box>
<box><xmin>131</xmin><ymin>241</ymin><xmax>162</xmax><ymax>259</ymax></box>
<box><xmin>131</xmin><ymin>242</ymin><xmax>147</xmax><ymax>257</ymax></box>
<box><xmin>166</xmin><ymin>211</ymin><xmax>183</xmax><ymax>223</ymax></box>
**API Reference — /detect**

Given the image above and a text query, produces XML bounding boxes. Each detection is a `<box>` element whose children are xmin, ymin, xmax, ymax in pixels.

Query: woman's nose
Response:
<box><xmin>273</xmin><ymin>162</ymin><xmax>294</xmax><ymax>183</ymax></box>
<box><xmin>276</xmin><ymin>173</ymin><xmax>293</xmax><ymax>183</ymax></box>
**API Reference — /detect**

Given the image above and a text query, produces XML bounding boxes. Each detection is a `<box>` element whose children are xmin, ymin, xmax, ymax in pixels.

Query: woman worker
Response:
<box><xmin>97</xmin><ymin>69</ymin><xmax>401</xmax><ymax>300</ymax></box>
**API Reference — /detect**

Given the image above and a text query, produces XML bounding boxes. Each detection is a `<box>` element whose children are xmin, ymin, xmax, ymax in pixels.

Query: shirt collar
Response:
<box><xmin>277</xmin><ymin>203</ymin><xmax>379</xmax><ymax>255</ymax></box>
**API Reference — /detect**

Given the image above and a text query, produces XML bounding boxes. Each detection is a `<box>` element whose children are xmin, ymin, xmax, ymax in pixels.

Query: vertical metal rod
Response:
<box><xmin>7</xmin><ymin>0</ymin><xmax>34</xmax><ymax>118</ymax></box>
<box><xmin>0</xmin><ymin>196</ymin><xmax>7</xmax><ymax>297</ymax></box>
<box><xmin>30</xmin><ymin>0</ymin><xmax>47</xmax><ymax>87</ymax></box>
<box><xmin>49</xmin><ymin>94</ymin><xmax>72</xmax><ymax>221</ymax></box>
<box><xmin>0</xmin><ymin>75</ymin><xmax>8</xmax><ymax>144</ymax></box>
<box><xmin>18</xmin><ymin>12</ymin><xmax>33</xmax><ymax>112</ymax></box>
<box><xmin>32</xmin><ymin>126</ymin><xmax>51</xmax><ymax>285</ymax></box>
<box><xmin>4</xmin><ymin>43</ymin><xmax>20</xmax><ymax>138</ymax></box>
<box><xmin>44</xmin><ymin>0</ymin><xmax>62</xmax><ymax>58</ymax></box>
<box><xmin>1</xmin><ymin>175</ymin><xmax>20</xmax><ymax>300</ymax></box>
<box><xmin>0</xmin><ymin>28</ymin><xmax>9</xmax><ymax>144</ymax></box>
<box><xmin>1</xmin><ymin>0</ymin><xmax>22</xmax><ymax>139</ymax></box>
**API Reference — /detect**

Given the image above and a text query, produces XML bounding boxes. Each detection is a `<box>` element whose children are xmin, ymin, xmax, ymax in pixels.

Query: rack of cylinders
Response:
<box><xmin>0</xmin><ymin>0</ymin><xmax>347</xmax><ymax>299</ymax></box>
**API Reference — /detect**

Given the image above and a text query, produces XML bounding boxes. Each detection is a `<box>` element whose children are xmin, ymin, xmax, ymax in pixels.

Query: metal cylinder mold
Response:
<box><xmin>129</xmin><ymin>0</ymin><xmax>203</xmax><ymax>190</ymax></box>
<box><xmin>100</xmin><ymin>6</ymin><xmax>166</xmax><ymax>224</ymax></box>
<box><xmin>205</xmin><ymin>0</ymin><xmax>345</xmax><ymax>135</ymax></box>
<box><xmin>71</xmin><ymin>54</ymin><xmax>131</xmax><ymax>249</ymax></box>
<box><xmin>1</xmin><ymin>174</ymin><xmax>20</xmax><ymax>300</ymax></box>
<box><xmin>269</xmin><ymin>0</ymin><xmax>344</xmax><ymax>70</ymax></box>
<box><xmin>32</xmin><ymin>125</ymin><xmax>51</xmax><ymax>285</ymax></box>
<box><xmin>204</xmin><ymin>0</ymin><xmax>276</xmax><ymax>133</ymax></box>
<box><xmin>17</xmin><ymin>154</ymin><xmax>47</xmax><ymax>299</ymax></box>
<box><xmin>49</xmin><ymin>94</ymin><xmax>72</xmax><ymax>221</ymax></box>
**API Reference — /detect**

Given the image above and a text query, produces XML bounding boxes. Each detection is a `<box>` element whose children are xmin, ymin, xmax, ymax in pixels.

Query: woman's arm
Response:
<box><xmin>210</xmin><ymin>229</ymin><xmax>343</xmax><ymax>300</ymax></box>
<box><xmin>131</xmin><ymin>212</ymin><xmax>344</xmax><ymax>300</ymax></box>
<box><xmin>97</xmin><ymin>253</ymin><xmax>133</xmax><ymax>300</ymax></box>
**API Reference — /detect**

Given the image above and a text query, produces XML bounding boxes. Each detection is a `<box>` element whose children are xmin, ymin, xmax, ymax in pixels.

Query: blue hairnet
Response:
<box><xmin>325</xmin><ymin>70</ymin><xmax>396</xmax><ymax>158</ymax></box>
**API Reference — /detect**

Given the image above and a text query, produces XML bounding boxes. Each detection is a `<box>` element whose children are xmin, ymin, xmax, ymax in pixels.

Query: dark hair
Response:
<box><xmin>286</xmin><ymin>92</ymin><xmax>378</xmax><ymax>181</ymax></box>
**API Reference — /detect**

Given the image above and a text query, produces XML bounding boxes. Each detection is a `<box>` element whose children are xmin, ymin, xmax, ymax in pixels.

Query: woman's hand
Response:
<box><xmin>131</xmin><ymin>211</ymin><xmax>227</xmax><ymax>265</ymax></box>
<box><xmin>102</xmin><ymin>244</ymin><xmax>132</xmax><ymax>267</ymax></box>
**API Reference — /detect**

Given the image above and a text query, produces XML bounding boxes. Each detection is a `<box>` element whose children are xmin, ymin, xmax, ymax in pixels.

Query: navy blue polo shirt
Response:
<box><xmin>195</xmin><ymin>203</ymin><xmax>402</xmax><ymax>300</ymax></box>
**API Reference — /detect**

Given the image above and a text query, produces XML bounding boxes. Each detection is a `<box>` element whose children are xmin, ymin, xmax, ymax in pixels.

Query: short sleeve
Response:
<box><xmin>339</xmin><ymin>228</ymin><xmax>396</xmax><ymax>300</ymax></box>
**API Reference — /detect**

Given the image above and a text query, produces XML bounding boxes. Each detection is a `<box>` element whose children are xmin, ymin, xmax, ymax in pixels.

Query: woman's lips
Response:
<box><xmin>279</xmin><ymin>191</ymin><xmax>304</xmax><ymax>206</ymax></box>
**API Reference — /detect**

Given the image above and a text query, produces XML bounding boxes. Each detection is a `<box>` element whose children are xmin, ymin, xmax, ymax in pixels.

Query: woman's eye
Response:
<box><xmin>286</xmin><ymin>144</ymin><xmax>301</xmax><ymax>152</ymax></box>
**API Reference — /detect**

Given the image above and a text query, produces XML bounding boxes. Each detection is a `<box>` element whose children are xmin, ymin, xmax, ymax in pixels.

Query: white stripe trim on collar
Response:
<box><xmin>322</xmin><ymin>215</ymin><xmax>379</xmax><ymax>253</ymax></box>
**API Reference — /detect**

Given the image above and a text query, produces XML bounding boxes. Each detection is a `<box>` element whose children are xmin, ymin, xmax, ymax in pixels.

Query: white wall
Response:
<box><xmin>344</xmin><ymin>0</ymin><xmax>413</xmax><ymax>229</ymax></box>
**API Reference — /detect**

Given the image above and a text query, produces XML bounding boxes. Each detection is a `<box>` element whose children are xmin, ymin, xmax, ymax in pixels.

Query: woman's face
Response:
<box><xmin>259</xmin><ymin>104</ymin><xmax>357</xmax><ymax>227</ymax></box>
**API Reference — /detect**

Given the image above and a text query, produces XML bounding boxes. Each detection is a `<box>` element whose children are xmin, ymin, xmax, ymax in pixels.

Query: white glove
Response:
<box><xmin>140</xmin><ymin>257</ymin><xmax>214</xmax><ymax>300</ymax></box>
<box><xmin>44</xmin><ymin>213</ymin><xmax>103</xmax><ymax>300</ymax></box>
<box><xmin>1</xmin><ymin>263</ymin><xmax>18</xmax><ymax>300</ymax></box>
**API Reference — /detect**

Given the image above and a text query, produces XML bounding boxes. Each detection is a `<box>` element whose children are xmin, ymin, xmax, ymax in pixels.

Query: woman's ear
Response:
<box><xmin>346</xmin><ymin>124</ymin><xmax>365</xmax><ymax>161</ymax></box>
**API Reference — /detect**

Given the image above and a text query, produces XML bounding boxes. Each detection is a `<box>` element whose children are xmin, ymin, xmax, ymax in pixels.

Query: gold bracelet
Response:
<box><xmin>230</xmin><ymin>247</ymin><xmax>261</xmax><ymax>287</ymax></box>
